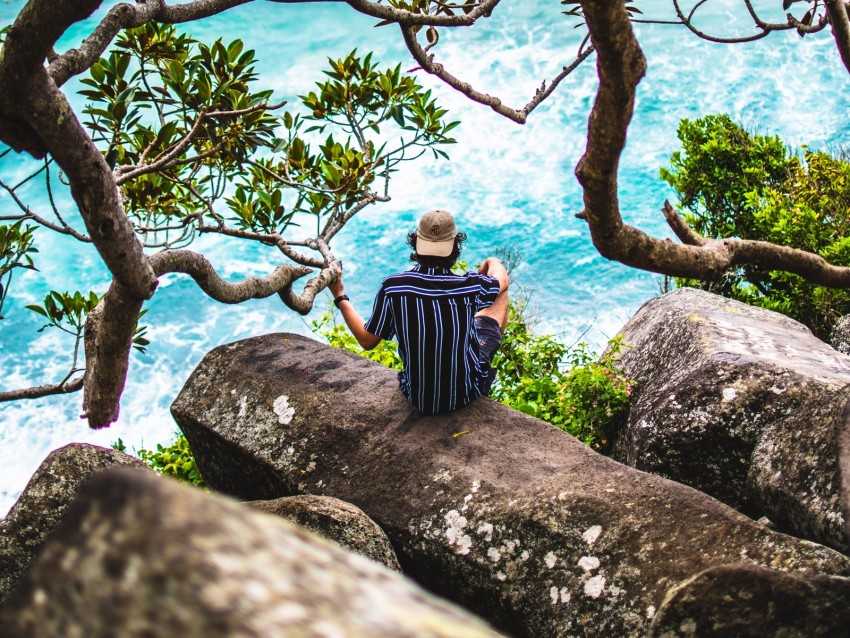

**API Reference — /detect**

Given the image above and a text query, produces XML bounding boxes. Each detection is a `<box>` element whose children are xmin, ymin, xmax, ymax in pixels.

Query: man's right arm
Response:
<box><xmin>478</xmin><ymin>257</ymin><xmax>509</xmax><ymax>293</ymax></box>
<box><xmin>328</xmin><ymin>266</ymin><xmax>382</xmax><ymax>351</ymax></box>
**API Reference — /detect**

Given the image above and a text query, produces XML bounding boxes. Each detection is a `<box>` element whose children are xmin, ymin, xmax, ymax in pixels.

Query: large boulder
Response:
<box><xmin>0</xmin><ymin>442</ymin><xmax>148</xmax><ymax>606</ymax></box>
<box><xmin>647</xmin><ymin>563</ymin><xmax>850</xmax><ymax>637</ymax></box>
<box><xmin>831</xmin><ymin>314</ymin><xmax>850</xmax><ymax>355</ymax></box>
<box><xmin>0</xmin><ymin>467</ymin><xmax>503</xmax><ymax>637</ymax></box>
<box><xmin>747</xmin><ymin>385</ymin><xmax>850</xmax><ymax>554</ymax></box>
<box><xmin>610</xmin><ymin>288</ymin><xmax>850</xmax><ymax>514</ymax></box>
<box><xmin>171</xmin><ymin>333</ymin><xmax>850</xmax><ymax>638</ymax></box>
<box><xmin>841</xmin><ymin>405</ymin><xmax>850</xmax><ymax>545</ymax></box>
<box><xmin>247</xmin><ymin>495</ymin><xmax>401</xmax><ymax>570</ymax></box>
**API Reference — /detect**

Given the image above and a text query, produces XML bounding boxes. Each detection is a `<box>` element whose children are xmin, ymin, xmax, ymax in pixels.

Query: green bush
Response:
<box><xmin>114</xmin><ymin>434</ymin><xmax>206</xmax><ymax>487</ymax></box>
<box><xmin>661</xmin><ymin>113</ymin><xmax>850</xmax><ymax>339</ymax></box>
<box><xmin>311</xmin><ymin>301</ymin><xmax>633</xmax><ymax>452</ymax></box>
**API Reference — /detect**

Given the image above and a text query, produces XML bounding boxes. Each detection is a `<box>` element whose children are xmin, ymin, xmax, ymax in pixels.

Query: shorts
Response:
<box><xmin>475</xmin><ymin>315</ymin><xmax>503</xmax><ymax>396</ymax></box>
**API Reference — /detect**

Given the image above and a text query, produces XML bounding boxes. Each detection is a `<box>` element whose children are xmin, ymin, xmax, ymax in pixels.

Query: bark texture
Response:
<box><xmin>171</xmin><ymin>333</ymin><xmax>850</xmax><ymax>638</ymax></box>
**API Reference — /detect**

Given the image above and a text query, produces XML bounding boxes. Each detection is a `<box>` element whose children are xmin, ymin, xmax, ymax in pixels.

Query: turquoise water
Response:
<box><xmin>2</xmin><ymin>0</ymin><xmax>849</xmax><ymax>514</ymax></box>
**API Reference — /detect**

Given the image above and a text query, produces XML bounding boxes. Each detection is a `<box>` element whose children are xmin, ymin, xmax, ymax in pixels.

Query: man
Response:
<box><xmin>328</xmin><ymin>209</ymin><xmax>510</xmax><ymax>414</ymax></box>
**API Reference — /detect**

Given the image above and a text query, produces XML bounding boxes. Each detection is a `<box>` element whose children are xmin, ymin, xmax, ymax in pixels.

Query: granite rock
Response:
<box><xmin>610</xmin><ymin>288</ymin><xmax>850</xmax><ymax>514</ymax></box>
<box><xmin>647</xmin><ymin>563</ymin><xmax>850</xmax><ymax>637</ymax></box>
<box><xmin>0</xmin><ymin>442</ymin><xmax>148</xmax><ymax>606</ymax></box>
<box><xmin>747</xmin><ymin>385</ymin><xmax>850</xmax><ymax>554</ymax></box>
<box><xmin>247</xmin><ymin>494</ymin><xmax>401</xmax><ymax>570</ymax></box>
<box><xmin>0</xmin><ymin>467</ymin><xmax>503</xmax><ymax>637</ymax></box>
<box><xmin>171</xmin><ymin>332</ymin><xmax>850</xmax><ymax>638</ymax></box>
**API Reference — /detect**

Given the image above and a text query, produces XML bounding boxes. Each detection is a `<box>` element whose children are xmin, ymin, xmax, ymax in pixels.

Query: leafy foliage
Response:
<box><xmin>661</xmin><ymin>114</ymin><xmax>850</xmax><ymax>339</ymax></box>
<box><xmin>0</xmin><ymin>21</ymin><xmax>456</xmax><ymax>404</ymax></box>
<box><xmin>25</xmin><ymin>291</ymin><xmax>149</xmax><ymax>353</ymax></box>
<box><xmin>115</xmin><ymin>434</ymin><xmax>206</xmax><ymax>487</ymax></box>
<box><xmin>490</xmin><ymin>306</ymin><xmax>632</xmax><ymax>450</ymax></box>
<box><xmin>0</xmin><ymin>221</ymin><xmax>37</xmax><ymax>319</ymax></box>
<box><xmin>78</xmin><ymin>26</ymin><xmax>458</xmax><ymax>245</ymax></box>
<box><xmin>311</xmin><ymin>298</ymin><xmax>633</xmax><ymax>451</ymax></box>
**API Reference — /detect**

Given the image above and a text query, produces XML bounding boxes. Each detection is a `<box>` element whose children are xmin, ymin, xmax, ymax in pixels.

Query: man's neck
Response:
<box><xmin>412</xmin><ymin>264</ymin><xmax>454</xmax><ymax>275</ymax></box>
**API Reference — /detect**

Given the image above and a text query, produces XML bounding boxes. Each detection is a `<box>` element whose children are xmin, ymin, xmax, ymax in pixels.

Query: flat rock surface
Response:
<box><xmin>748</xmin><ymin>385</ymin><xmax>850</xmax><ymax>554</ymax></box>
<box><xmin>611</xmin><ymin>288</ymin><xmax>850</xmax><ymax>514</ymax></box>
<box><xmin>647</xmin><ymin>563</ymin><xmax>850</xmax><ymax>637</ymax></box>
<box><xmin>0</xmin><ymin>467</ymin><xmax>503</xmax><ymax>637</ymax></box>
<box><xmin>247</xmin><ymin>494</ymin><xmax>401</xmax><ymax>570</ymax></box>
<box><xmin>0</xmin><ymin>442</ymin><xmax>147</xmax><ymax>605</ymax></box>
<box><xmin>171</xmin><ymin>332</ymin><xmax>850</xmax><ymax>638</ymax></box>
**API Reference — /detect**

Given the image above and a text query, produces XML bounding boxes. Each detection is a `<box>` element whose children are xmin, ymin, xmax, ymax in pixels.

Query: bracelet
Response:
<box><xmin>333</xmin><ymin>294</ymin><xmax>350</xmax><ymax>308</ymax></box>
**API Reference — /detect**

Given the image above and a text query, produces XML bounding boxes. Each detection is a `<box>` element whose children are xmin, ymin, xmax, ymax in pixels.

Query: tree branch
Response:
<box><xmin>49</xmin><ymin>0</ymin><xmax>261</xmax><ymax>86</ymax></box>
<box><xmin>82</xmin><ymin>283</ymin><xmax>144</xmax><ymax>429</ymax></box>
<box><xmin>575</xmin><ymin>0</ymin><xmax>850</xmax><ymax>289</ymax></box>
<box><xmin>825</xmin><ymin>0</ymin><xmax>850</xmax><ymax>73</ymax></box>
<box><xmin>279</xmin><ymin>263</ymin><xmax>339</xmax><ymax>315</ymax></box>
<box><xmin>345</xmin><ymin>0</ymin><xmax>501</xmax><ymax>26</ymax></box>
<box><xmin>148</xmin><ymin>249</ymin><xmax>312</xmax><ymax>303</ymax></box>
<box><xmin>1</xmin><ymin>0</ymin><xmax>102</xmax><ymax>78</ymax></box>
<box><xmin>0</xmin><ymin>177</ymin><xmax>91</xmax><ymax>241</ymax></box>
<box><xmin>19</xmin><ymin>71</ymin><xmax>158</xmax><ymax>299</ymax></box>
<box><xmin>0</xmin><ymin>375</ymin><xmax>84</xmax><ymax>402</ymax></box>
<box><xmin>401</xmin><ymin>25</ymin><xmax>594</xmax><ymax>124</ymax></box>
<box><xmin>662</xmin><ymin>199</ymin><xmax>707</xmax><ymax>246</ymax></box>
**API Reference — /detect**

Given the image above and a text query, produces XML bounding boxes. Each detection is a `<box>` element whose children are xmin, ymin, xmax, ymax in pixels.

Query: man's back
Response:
<box><xmin>365</xmin><ymin>265</ymin><xmax>500</xmax><ymax>414</ymax></box>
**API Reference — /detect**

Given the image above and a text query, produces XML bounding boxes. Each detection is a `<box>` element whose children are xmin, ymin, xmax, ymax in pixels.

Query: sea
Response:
<box><xmin>2</xmin><ymin>0</ymin><xmax>849</xmax><ymax>516</ymax></box>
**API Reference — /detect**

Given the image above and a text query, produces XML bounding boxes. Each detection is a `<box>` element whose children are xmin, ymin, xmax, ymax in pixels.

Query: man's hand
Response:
<box><xmin>478</xmin><ymin>257</ymin><xmax>509</xmax><ymax>292</ymax></box>
<box><xmin>328</xmin><ymin>262</ymin><xmax>345</xmax><ymax>298</ymax></box>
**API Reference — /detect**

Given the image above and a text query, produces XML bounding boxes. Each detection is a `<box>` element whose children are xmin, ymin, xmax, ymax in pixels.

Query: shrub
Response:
<box><xmin>661</xmin><ymin>114</ymin><xmax>850</xmax><ymax>339</ymax></box>
<box><xmin>114</xmin><ymin>434</ymin><xmax>206</xmax><ymax>487</ymax></box>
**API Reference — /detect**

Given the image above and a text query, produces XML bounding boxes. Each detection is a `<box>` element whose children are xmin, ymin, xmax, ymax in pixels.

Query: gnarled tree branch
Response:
<box><xmin>148</xmin><ymin>250</ymin><xmax>312</xmax><ymax>302</ymax></box>
<box><xmin>82</xmin><ymin>283</ymin><xmax>145</xmax><ymax>429</ymax></box>
<box><xmin>825</xmin><ymin>0</ymin><xmax>850</xmax><ymax>73</ymax></box>
<box><xmin>577</xmin><ymin>0</ymin><xmax>850</xmax><ymax>289</ymax></box>
<box><xmin>401</xmin><ymin>24</ymin><xmax>594</xmax><ymax>124</ymax></box>
<box><xmin>345</xmin><ymin>0</ymin><xmax>500</xmax><ymax>26</ymax></box>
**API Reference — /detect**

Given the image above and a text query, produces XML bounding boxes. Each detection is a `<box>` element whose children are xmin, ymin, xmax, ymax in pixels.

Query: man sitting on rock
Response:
<box><xmin>328</xmin><ymin>209</ymin><xmax>510</xmax><ymax>414</ymax></box>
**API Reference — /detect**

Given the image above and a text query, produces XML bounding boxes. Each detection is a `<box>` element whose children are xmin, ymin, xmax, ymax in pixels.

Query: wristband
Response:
<box><xmin>333</xmin><ymin>294</ymin><xmax>350</xmax><ymax>308</ymax></box>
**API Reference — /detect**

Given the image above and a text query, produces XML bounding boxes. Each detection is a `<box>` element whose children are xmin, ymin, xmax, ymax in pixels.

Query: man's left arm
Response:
<box><xmin>328</xmin><ymin>266</ymin><xmax>382</xmax><ymax>350</ymax></box>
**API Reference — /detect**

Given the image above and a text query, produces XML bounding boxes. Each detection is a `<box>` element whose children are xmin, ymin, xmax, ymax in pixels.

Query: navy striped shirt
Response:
<box><xmin>364</xmin><ymin>265</ymin><xmax>501</xmax><ymax>414</ymax></box>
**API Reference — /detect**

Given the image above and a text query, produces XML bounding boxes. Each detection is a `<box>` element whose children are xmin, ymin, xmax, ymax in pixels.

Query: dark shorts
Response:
<box><xmin>475</xmin><ymin>315</ymin><xmax>502</xmax><ymax>396</ymax></box>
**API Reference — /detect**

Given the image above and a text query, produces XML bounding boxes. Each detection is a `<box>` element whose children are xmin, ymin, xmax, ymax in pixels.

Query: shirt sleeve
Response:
<box><xmin>474</xmin><ymin>273</ymin><xmax>501</xmax><ymax>312</ymax></box>
<box><xmin>364</xmin><ymin>283</ymin><xmax>396</xmax><ymax>340</ymax></box>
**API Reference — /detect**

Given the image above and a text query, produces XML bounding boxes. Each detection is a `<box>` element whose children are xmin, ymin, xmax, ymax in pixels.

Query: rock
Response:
<box><xmin>0</xmin><ymin>442</ymin><xmax>148</xmax><ymax>606</ymax></box>
<box><xmin>747</xmin><ymin>385</ymin><xmax>850</xmax><ymax>554</ymax></box>
<box><xmin>610</xmin><ymin>287</ymin><xmax>850</xmax><ymax>514</ymax></box>
<box><xmin>647</xmin><ymin>563</ymin><xmax>850</xmax><ymax>637</ymax></box>
<box><xmin>247</xmin><ymin>495</ymin><xmax>401</xmax><ymax>570</ymax></box>
<box><xmin>171</xmin><ymin>332</ymin><xmax>850</xmax><ymax>638</ymax></box>
<box><xmin>841</xmin><ymin>403</ymin><xmax>850</xmax><ymax>546</ymax></box>
<box><xmin>831</xmin><ymin>315</ymin><xmax>850</xmax><ymax>355</ymax></box>
<box><xmin>0</xmin><ymin>467</ymin><xmax>503</xmax><ymax>638</ymax></box>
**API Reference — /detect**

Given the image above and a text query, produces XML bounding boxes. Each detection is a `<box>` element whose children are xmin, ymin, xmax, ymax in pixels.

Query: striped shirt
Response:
<box><xmin>364</xmin><ymin>265</ymin><xmax>501</xmax><ymax>414</ymax></box>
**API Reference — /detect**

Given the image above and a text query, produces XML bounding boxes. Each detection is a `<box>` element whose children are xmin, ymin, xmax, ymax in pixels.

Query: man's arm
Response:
<box><xmin>478</xmin><ymin>257</ymin><xmax>509</xmax><ymax>293</ymax></box>
<box><xmin>328</xmin><ymin>265</ymin><xmax>382</xmax><ymax>351</ymax></box>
